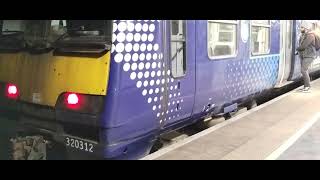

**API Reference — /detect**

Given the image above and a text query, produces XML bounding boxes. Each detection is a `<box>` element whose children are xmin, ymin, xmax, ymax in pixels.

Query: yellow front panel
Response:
<box><xmin>0</xmin><ymin>51</ymin><xmax>110</xmax><ymax>107</ymax></box>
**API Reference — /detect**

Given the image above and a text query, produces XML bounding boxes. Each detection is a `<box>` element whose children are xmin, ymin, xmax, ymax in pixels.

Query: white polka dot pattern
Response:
<box><xmin>112</xmin><ymin>20</ymin><xmax>183</xmax><ymax>124</ymax></box>
<box><xmin>223</xmin><ymin>55</ymin><xmax>279</xmax><ymax>100</ymax></box>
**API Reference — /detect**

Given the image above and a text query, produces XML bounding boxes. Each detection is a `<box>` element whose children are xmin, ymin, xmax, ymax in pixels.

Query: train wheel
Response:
<box><xmin>149</xmin><ymin>139</ymin><xmax>163</xmax><ymax>154</ymax></box>
<box><xmin>11</xmin><ymin>136</ymin><xmax>48</xmax><ymax>160</ymax></box>
<box><xmin>192</xmin><ymin>119</ymin><xmax>209</xmax><ymax>130</ymax></box>
<box><xmin>247</xmin><ymin>100</ymin><xmax>257</xmax><ymax>110</ymax></box>
<box><xmin>224</xmin><ymin>113</ymin><xmax>232</xmax><ymax>120</ymax></box>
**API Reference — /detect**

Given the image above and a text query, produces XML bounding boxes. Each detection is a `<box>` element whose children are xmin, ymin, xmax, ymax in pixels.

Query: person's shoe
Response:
<box><xmin>301</xmin><ymin>87</ymin><xmax>311</xmax><ymax>93</ymax></box>
<box><xmin>297</xmin><ymin>87</ymin><xmax>307</xmax><ymax>92</ymax></box>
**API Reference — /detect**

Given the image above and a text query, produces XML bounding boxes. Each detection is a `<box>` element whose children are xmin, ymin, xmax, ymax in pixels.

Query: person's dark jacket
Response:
<box><xmin>297</xmin><ymin>32</ymin><xmax>316</xmax><ymax>58</ymax></box>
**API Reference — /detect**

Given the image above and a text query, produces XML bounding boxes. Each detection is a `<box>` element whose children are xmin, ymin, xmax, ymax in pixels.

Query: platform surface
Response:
<box><xmin>278</xmin><ymin>118</ymin><xmax>320</xmax><ymax>160</ymax></box>
<box><xmin>142</xmin><ymin>79</ymin><xmax>320</xmax><ymax>160</ymax></box>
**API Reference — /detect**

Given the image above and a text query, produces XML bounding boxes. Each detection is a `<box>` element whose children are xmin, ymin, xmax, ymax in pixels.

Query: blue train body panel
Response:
<box><xmin>96</xmin><ymin>20</ymin><xmax>319</xmax><ymax>159</ymax></box>
<box><xmin>97</xmin><ymin>20</ymin><xmax>279</xmax><ymax>158</ymax></box>
<box><xmin>193</xmin><ymin>21</ymin><xmax>280</xmax><ymax>118</ymax></box>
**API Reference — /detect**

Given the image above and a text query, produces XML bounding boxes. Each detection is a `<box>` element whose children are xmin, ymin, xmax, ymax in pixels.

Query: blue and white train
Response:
<box><xmin>1</xmin><ymin>20</ymin><xmax>319</xmax><ymax>160</ymax></box>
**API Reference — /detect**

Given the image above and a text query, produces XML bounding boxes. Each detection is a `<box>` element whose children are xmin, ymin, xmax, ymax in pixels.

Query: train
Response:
<box><xmin>0</xmin><ymin>20</ymin><xmax>319</xmax><ymax>160</ymax></box>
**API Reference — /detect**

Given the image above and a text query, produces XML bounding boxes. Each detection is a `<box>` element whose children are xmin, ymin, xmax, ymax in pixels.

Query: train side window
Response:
<box><xmin>251</xmin><ymin>20</ymin><xmax>271</xmax><ymax>55</ymax></box>
<box><xmin>207</xmin><ymin>20</ymin><xmax>238</xmax><ymax>59</ymax></box>
<box><xmin>170</xmin><ymin>20</ymin><xmax>186</xmax><ymax>78</ymax></box>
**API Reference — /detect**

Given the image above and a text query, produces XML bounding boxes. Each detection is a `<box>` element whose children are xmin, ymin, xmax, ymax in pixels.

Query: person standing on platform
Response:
<box><xmin>296</xmin><ymin>21</ymin><xmax>316</xmax><ymax>92</ymax></box>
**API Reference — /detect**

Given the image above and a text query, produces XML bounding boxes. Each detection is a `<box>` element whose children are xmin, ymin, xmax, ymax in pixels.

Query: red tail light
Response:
<box><xmin>56</xmin><ymin>92</ymin><xmax>104</xmax><ymax>114</ymax></box>
<box><xmin>6</xmin><ymin>84</ymin><xmax>19</xmax><ymax>99</ymax></box>
<box><xmin>65</xmin><ymin>93</ymin><xmax>82</xmax><ymax>109</ymax></box>
<box><xmin>67</xmin><ymin>93</ymin><xmax>79</xmax><ymax>105</ymax></box>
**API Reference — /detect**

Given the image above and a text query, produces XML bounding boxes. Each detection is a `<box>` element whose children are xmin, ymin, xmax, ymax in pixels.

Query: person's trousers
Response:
<box><xmin>301</xmin><ymin>57</ymin><xmax>314</xmax><ymax>88</ymax></box>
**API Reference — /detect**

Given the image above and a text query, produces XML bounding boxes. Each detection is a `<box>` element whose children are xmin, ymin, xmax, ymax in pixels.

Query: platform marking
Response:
<box><xmin>265</xmin><ymin>112</ymin><xmax>320</xmax><ymax>160</ymax></box>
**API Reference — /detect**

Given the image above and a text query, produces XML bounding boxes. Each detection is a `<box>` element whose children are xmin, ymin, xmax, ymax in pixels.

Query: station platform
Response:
<box><xmin>142</xmin><ymin>79</ymin><xmax>320</xmax><ymax>160</ymax></box>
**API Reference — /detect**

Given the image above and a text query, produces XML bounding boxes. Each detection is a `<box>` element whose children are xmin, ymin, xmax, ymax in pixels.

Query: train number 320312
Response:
<box><xmin>66</xmin><ymin>137</ymin><xmax>94</xmax><ymax>153</ymax></box>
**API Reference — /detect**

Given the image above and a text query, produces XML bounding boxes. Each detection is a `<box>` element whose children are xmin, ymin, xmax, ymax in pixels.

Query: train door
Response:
<box><xmin>276</xmin><ymin>20</ymin><xmax>294</xmax><ymax>87</ymax></box>
<box><xmin>162</xmin><ymin>20</ymin><xmax>196</xmax><ymax>128</ymax></box>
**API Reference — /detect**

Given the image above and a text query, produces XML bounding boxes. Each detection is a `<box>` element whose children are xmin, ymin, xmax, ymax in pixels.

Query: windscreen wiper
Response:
<box><xmin>0</xmin><ymin>30</ymin><xmax>24</xmax><ymax>37</ymax></box>
<box><xmin>26</xmin><ymin>32</ymin><xmax>70</xmax><ymax>52</ymax></box>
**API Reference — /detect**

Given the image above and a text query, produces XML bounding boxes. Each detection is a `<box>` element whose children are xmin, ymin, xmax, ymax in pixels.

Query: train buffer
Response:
<box><xmin>142</xmin><ymin>78</ymin><xmax>320</xmax><ymax>160</ymax></box>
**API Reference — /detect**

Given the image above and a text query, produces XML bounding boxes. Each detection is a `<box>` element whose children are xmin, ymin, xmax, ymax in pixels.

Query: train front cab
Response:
<box><xmin>0</xmin><ymin>20</ymin><xmax>115</xmax><ymax>159</ymax></box>
<box><xmin>0</xmin><ymin>20</ymin><xmax>186</xmax><ymax>160</ymax></box>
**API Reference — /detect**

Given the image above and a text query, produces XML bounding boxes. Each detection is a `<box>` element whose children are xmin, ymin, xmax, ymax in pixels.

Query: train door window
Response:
<box><xmin>251</xmin><ymin>20</ymin><xmax>271</xmax><ymax>55</ymax></box>
<box><xmin>208</xmin><ymin>20</ymin><xmax>238</xmax><ymax>59</ymax></box>
<box><xmin>170</xmin><ymin>20</ymin><xmax>186</xmax><ymax>78</ymax></box>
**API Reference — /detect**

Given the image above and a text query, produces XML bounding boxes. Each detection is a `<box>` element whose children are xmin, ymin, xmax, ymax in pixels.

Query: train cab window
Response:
<box><xmin>0</xmin><ymin>20</ymin><xmax>48</xmax><ymax>50</ymax></box>
<box><xmin>208</xmin><ymin>20</ymin><xmax>238</xmax><ymax>59</ymax></box>
<box><xmin>48</xmin><ymin>20</ymin><xmax>112</xmax><ymax>41</ymax></box>
<box><xmin>170</xmin><ymin>20</ymin><xmax>186</xmax><ymax>78</ymax></box>
<box><xmin>50</xmin><ymin>20</ymin><xmax>67</xmax><ymax>40</ymax></box>
<box><xmin>1</xmin><ymin>20</ymin><xmax>25</xmax><ymax>32</ymax></box>
<box><xmin>251</xmin><ymin>20</ymin><xmax>271</xmax><ymax>55</ymax></box>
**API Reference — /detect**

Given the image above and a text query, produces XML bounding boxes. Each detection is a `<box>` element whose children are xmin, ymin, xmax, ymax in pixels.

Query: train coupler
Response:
<box><xmin>10</xmin><ymin>136</ymin><xmax>50</xmax><ymax>160</ymax></box>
